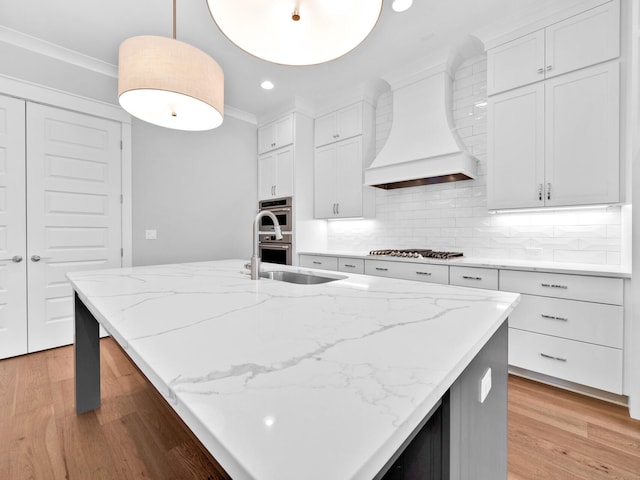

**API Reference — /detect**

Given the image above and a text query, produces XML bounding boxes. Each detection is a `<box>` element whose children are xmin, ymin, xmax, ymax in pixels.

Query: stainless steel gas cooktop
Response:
<box><xmin>369</xmin><ymin>249</ymin><xmax>464</xmax><ymax>259</ymax></box>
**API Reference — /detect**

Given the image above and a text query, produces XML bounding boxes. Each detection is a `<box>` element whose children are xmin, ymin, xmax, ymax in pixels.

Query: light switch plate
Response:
<box><xmin>479</xmin><ymin>367</ymin><xmax>492</xmax><ymax>403</ymax></box>
<box><xmin>145</xmin><ymin>229</ymin><xmax>157</xmax><ymax>240</ymax></box>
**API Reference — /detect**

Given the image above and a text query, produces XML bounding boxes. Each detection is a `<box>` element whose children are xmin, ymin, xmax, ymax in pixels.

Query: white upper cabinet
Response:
<box><xmin>487</xmin><ymin>0</ymin><xmax>620</xmax><ymax>95</ymax></box>
<box><xmin>488</xmin><ymin>62</ymin><xmax>619</xmax><ymax>210</ymax></box>
<box><xmin>258</xmin><ymin>146</ymin><xmax>294</xmax><ymax>200</ymax></box>
<box><xmin>258</xmin><ymin>114</ymin><xmax>294</xmax><ymax>154</ymax></box>
<box><xmin>314</xmin><ymin>137</ymin><xmax>364</xmax><ymax>218</ymax></box>
<box><xmin>314</xmin><ymin>102</ymin><xmax>363</xmax><ymax>148</ymax></box>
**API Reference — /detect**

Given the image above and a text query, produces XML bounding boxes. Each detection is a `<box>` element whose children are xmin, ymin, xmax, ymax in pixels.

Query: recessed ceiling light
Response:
<box><xmin>392</xmin><ymin>0</ymin><xmax>413</xmax><ymax>12</ymax></box>
<box><xmin>261</xmin><ymin>80</ymin><xmax>275</xmax><ymax>90</ymax></box>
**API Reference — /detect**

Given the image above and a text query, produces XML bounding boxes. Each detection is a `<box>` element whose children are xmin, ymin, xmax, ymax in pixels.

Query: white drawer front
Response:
<box><xmin>365</xmin><ymin>260</ymin><xmax>449</xmax><ymax>285</ymax></box>
<box><xmin>299</xmin><ymin>255</ymin><xmax>338</xmax><ymax>271</ymax></box>
<box><xmin>338</xmin><ymin>257</ymin><xmax>365</xmax><ymax>274</ymax></box>
<box><xmin>500</xmin><ymin>270</ymin><xmax>623</xmax><ymax>305</ymax></box>
<box><xmin>510</xmin><ymin>295</ymin><xmax>623</xmax><ymax>348</ymax></box>
<box><xmin>449</xmin><ymin>266</ymin><xmax>498</xmax><ymax>290</ymax></box>
<box><xmin>509</xmin><ymin>329</ymin><xmax>623</xmax><ymax>394</ymax></box>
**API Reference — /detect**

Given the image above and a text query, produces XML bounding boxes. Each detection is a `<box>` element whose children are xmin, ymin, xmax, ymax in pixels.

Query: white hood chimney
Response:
<box><xmin>364</xmin><ymin>65</ymin><xmax>478</xmax><ymax>189</ymax></box>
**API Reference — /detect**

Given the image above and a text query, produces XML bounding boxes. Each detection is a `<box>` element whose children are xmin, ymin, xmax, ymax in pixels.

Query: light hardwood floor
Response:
<box><xmin>0</xmin><ymin>338</ymin><xmax>638</xmax><ymax>479</ymax></box>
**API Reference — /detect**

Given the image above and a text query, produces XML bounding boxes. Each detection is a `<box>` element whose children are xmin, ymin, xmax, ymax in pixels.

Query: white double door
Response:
<box><xmin>0</xmin><ymin>94</ymin><xmax>122</xmax><ymax>359</ymax></box>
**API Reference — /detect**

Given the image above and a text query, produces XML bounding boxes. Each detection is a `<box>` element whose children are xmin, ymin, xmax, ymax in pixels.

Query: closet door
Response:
<box><xmin>26</xmin><ymin>103</ymin><xmax>122</xmax><ymax>352</ymax></box>
<box><xmin>0</xmin><ymin>95</ymin><xmax>27</xmax><ymax>359</ymax></box>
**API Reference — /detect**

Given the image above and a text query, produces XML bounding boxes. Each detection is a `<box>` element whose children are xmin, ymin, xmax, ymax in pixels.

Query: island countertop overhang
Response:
<box><xmin>68</xmin><ymin>259</ymin><xmax>520</xmax><ymax>480</ymax></box>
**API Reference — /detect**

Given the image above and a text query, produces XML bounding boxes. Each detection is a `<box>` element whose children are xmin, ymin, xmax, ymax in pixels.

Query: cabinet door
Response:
<box><xmin>545</xmin><ymin>1</ymin><xmax>620</xmax><ymax>79</ymax></box>
<box><xmin>487</xmin><ymin>84</ymin><xmax>544</xmax><ymax>210</ymax></box>
<box><xmin>487</xmin><ymin>30</ymin><xmax>545</xmax><ymax>95</ymax></box>
<box><xmin>314</xmin><ymin>144</ymin><xmax>336</xmax><ymax>218</ymax></box>
<box><xmin>274</xmin><ymin>147</ymin><xmax>294</xmax><ymax>198</ymax></box>
<box><xmin>258</xmin><ymin>122</ymin><xmax>276</xmax><ymax>154</ymax></box>
<box><xmin>544</xmin><ymin>63</ymin><xmax>619</xmax><ymax>207</ymax></box>
<box><xmin>258</xmin><ymin>152</ymin><xmax>277</xmax><ymax>199</ymax></box>
<box><xmin>335</xmin><ymin>137</ymin><xmax>363</xmax><ymax>218</ymax></box>
<box><xmin>335</xmin><ymin>103</ymin><xmax>363</xmax><ymax>142</ymax></box>
<box><xmin>0</xmin><ymin>94</ymin><xmax>27</xmax><ymax>359</ymax></box>
<box><xmin>315</xmin><ymin>112</ymin><xmax>336</xmax><ymax>148</ymax></box>
<box><xmin>274</xmin><ymin>115</ymin><xmax>294</xmax><ymax>150</ymax></box>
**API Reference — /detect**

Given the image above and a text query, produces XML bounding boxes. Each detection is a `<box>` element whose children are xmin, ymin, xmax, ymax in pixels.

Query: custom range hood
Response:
<box><xmin>365</xmin><ymin>64</ymin><xmax>478</xmax><ymax>189</ymax></box>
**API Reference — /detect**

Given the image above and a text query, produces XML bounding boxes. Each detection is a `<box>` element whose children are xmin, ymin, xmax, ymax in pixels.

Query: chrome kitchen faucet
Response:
<box><xmin>251</xmin><ymin>210</ymin><xmax>283</xmax><ymax>279</ymax></box>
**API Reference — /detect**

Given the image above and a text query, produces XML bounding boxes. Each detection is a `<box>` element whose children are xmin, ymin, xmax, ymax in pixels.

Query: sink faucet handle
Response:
<box><xmin>244</xmin><ymin>262</ymin><xmax>251</xmax><ymax>270</ymax></box>
<box><xmin>274</xmin><ymin>225</ymin><xmax>283</xmax><ymax>240</ymax></box>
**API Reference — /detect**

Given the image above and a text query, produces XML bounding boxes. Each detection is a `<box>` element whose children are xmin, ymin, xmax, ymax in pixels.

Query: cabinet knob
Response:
<box><xmin>0</xmin><ymin>255</ymin><xmax>23</xmax><ymax>263</ymax></box>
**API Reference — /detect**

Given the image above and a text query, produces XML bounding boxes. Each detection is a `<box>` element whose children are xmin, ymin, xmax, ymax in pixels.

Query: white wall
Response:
<box><xmin>132</xmin><ymin>116</ymin><xmax>257</xmax><ymax>266</ymax></box>
<box><xmin>327</xmin><ymin>55</ymin><xmax>625</xmax><ymax>266</ymax></box>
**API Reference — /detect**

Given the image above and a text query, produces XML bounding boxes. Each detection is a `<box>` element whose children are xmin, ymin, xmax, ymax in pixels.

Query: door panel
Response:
<box><xmin>0</xmin><ymin>94</ymin><xmax>27</xmax><ymax>359</ymax></box>
<box><xmin>26</xmin><ymin>103</ymin><xmax>122</xmax><ymax>353</ymax></box>
<box><xmin>335</xmin><ymin>137</ymin><xmax>363</xmax><ymax>218</ymax></box>
<box><xmin>314</xmin><ymin>145</ymin><xmax>336</xmax><ymax>218</ymax></box>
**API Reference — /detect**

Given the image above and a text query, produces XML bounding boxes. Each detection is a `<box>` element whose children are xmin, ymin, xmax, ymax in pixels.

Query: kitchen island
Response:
<box><xmin>68</xmin><ymin>259</ymin><xmax>520</xmax><ymax>480</ymax></box>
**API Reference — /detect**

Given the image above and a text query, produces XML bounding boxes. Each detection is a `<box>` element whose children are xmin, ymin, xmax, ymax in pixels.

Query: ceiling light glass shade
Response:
<box><xmin>118</xmin><ymin>36</ymin><xmax>224</xmax><ymax>131</ymax></box>
<box><xmin>206</xmin><ymin>0</ymin><xmax>383</xmax><ymax>66</ymax></box>
<box><xmin>392</xmin><ymin>0</ymin><xmax>413</xmax><ymax>12</ymax></box>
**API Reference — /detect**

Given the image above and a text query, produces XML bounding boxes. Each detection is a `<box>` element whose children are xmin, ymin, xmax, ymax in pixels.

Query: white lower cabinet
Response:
<box><xmin>365</xmin><ymin>260</ymin><xmax>449</xmax><ymax>285</ymax></box>
<box><xmin>501</xmin><ymin>270</ymin><xmax>624</xmax><ymax>394</ymax></box>
<box><xmin>338</xmin><ymin>257</ymin><xmax>364</xmax><ymax>274</ymax></box>
<box><xmin>299</xmin><ymin>254</ymin><xmax>338</xmax><ymax>271</ymax></box>
<box><xmin>449</xmin><ymin>266</ymin><xmax>498</xmax><ymax>290</ymax></box>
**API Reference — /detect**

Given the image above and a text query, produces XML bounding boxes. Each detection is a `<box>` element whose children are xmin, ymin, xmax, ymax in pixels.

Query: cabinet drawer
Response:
<box><xmin>509</xmin><ymin>329</ymin><xmax>622</xmax><ymax>394</ymax></box>
<box><xmin>338</xmin><ymin>257</ymin><xmax>364</xmax><ymax>274</ymax></box>
<box><xmin>299</xmin><ymin>255</ymin><xmax>338</xmax><ymax>271</ymax></box>
<box><xmin>449</xmin><ymin>266</ymin><xmax>498</xmax><ymax>290</ymax></box>
<box><xmin>499</xmin><ymin>270</ymin><xmax>623</xmax><ymax>305</ymax></box>
<box><xmin>365</xmin><ymin>260</ymin><xmax>449</xmax><ymax>285</ymax></box>
<box><xmin>510</xmin><ymin>295</ymin><xmax>623</xmax><ymax>348</ymax></box>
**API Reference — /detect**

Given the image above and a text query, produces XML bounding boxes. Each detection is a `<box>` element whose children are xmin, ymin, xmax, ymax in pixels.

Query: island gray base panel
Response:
<box><xmin>449</xmin><ymin>321</ymin><xmax>508</xmax><ymax>480</ymax></box>
<box><xmin>74</xmin><ymin>293</ymin><xmax>101</xmax><ymax>414</ymax></box>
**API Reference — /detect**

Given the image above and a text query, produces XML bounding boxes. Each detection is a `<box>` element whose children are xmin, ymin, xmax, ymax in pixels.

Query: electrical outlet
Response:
<box><xmin>479</xmin><ymin>367</ymin><xmax>492</xmax><ymax>403</ymax></box>
<box><xmin>145</xmin><ymin>229</ymin><xmax>157</xmax><ymax>240</ymax></box>
<box><xmin>525</xmin><ymin>247</ymin><xmax>543</xmax><ymax>257</ymax></box>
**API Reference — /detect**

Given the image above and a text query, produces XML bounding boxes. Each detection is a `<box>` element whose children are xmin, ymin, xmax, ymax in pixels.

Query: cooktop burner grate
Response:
<box><xmin>369</xmin><ymin>249</ymin><xmax>463</xmax><ymax>259</ymax></box>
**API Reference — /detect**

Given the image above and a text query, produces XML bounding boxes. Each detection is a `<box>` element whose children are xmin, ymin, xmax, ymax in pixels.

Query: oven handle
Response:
<box><xmin>261</xmin><ymin>244</ymin><xmax>290</xmax><ymax>249</ymax></box>
<box><xmin>262</xmin><ymin>207</ymin><xmax>291</xmax><ymax>213</ymax></box>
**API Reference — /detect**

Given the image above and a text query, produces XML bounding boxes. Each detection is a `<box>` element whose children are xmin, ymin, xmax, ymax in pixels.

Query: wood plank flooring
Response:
<box><xmin>0</xmin><ymin>338</ymin><xmax>638</xmax><ymax>479</ymax></box>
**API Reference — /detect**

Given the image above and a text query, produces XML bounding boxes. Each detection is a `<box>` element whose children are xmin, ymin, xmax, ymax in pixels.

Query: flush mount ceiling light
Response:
<box><xmin>118</xmin><ymin>0</ymin><xmax>224</xmax><ymax>131</ymax></box>
<box><xmin>206</xmin><ymin>0</ymin><xmax>383</xmax><ymax>66</ymax></box>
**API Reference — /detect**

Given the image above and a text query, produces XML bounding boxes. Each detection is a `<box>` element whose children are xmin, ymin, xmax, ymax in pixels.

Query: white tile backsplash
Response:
<box><xmin>326</xmin><ymin>54</ymin><xmax>623</xmax><ymax>266</ymax></box>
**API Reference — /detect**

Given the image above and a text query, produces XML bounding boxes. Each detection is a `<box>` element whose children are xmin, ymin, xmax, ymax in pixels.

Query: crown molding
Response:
<box><xmin>0</xmin><ymin>26</ymin><xmax>119</xmax><ymax>78</ymax></box>
<box><xmin>225</xmin><ymin>105</ymin><xmax>257</xmax><ymax>125</ymax></box>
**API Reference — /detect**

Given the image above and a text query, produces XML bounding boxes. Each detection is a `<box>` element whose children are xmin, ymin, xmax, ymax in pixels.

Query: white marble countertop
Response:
<box><xmin>299</xmin><ymin>251</ymin><xmax>631</xmax><ymax>278</ymax></box>
<box><xmin>68</xmin><ymin>259</ymin><xmax>520</xmax><ymax>480</ymax></box>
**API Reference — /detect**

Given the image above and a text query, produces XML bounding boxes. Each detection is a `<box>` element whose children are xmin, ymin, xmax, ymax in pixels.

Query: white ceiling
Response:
<box><xmin>0</xmin><ymin>0</ymin><xmax>584</xmax><ymax>118</ymax></box>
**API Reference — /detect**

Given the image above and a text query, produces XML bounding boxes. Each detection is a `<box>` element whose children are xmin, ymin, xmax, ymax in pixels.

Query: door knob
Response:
<box><xmin>0</xmin><ymin>255</ymin><xmax>23</xmax><ymax>263</ymax></box>
<box><xmin>30</xmin><ymin>255</ymin><xmax>52</xmax><ymax>262</ymax></box>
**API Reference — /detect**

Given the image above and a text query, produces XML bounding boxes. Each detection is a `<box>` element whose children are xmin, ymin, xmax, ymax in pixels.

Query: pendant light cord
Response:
<box><xmin>173</xmin><ymin>0</ymin><xmax>177</xmax><ymax>39</ymax></box>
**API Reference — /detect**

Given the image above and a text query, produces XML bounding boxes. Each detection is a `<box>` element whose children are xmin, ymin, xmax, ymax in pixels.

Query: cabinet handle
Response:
<box><xmin>31</xmin><ymin>255</ymin><xmax>52</xmax><ymax>262</ymax></box>
<box><xmin>375</xmin><ymin>267</ymin><xmax>388</xmax><ymax>272</ymax></box>
<box><xmin>416</xmin><ymin>271</ymin><xmax>432</xmax><ymax>276</ymax></box>
<box><xmin>540</xmin><ymin>352</ymin><xmax>566</xmax><ymax>362</ymax></box>
<box><xmin>462</xmin><ymin>275</ymin><xmax>482</xmax><ymax>281</ymax></box>
<box><xmin>541</xmin><ymin>314</ymin><xmax>568</xmax><ymax>322</ymax></box>
<box><xmin>344</xmin><ymin>264</ymin><xmax>356</xmax><ymax>268</ymax></box>
<box><xmin>538</xmin><ymin>184</ymin><xmax>543</xmax><ymax>201</ymax></box>
<box><xmin>547</xmin><ymin>182</ymin><xmax>551</xmax><ymax>200</ymax></box>
<box><xmin>546</xmin><ymin>65</ymin><xmax>553</xmax><ymax>71</ymax></box>
<box><xmin>537</xmin><ymin>67</ymin><xmax>544</xmax><ymax>74</ymax></box>
<box><xmin>541</xmin><ymin>283</ymin><xmax>568</xmax><ymax>289</ymax></box>
<box><xmin>332</xmin><ymin>203</ymin><xmax>336</xmax><ymax>214</ymax></box>
<box><xmin>0</xmin><ymin>255</ymin><xmax>23</xmax><ymax>263</ymax></box>
<box><xmin>336</xmin><ymin>203</ymin><xmax>339</xmax><ymax>215</ymax></box>
<box><xmin>312</xmin><ymin>261</ymin><xmax>322</xmax><ymax>265</ymax></box>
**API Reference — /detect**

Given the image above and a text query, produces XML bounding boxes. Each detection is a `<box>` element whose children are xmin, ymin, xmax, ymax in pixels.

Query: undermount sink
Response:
<box><xmin>259</xmin><ymin>270</ymin><xmax>346</xmax><ymax>285</ymax></box>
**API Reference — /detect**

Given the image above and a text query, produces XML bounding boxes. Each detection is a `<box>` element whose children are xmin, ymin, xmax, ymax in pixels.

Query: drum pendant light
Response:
<box><xmin>206</xmin><ymin>0</ymin><xmax>383</xmax><ymax>66</ymax></box>
<box><xmin>118</xmin><ymin>0</ymin><xmax>224</xmax><ymax>131</ymax></box>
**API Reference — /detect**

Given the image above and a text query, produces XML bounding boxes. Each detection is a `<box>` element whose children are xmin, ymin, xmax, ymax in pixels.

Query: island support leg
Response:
<box><xmin>74</xmin><ymin>292</ymin><xmax>101</xmax><ymax>414</ymax></box>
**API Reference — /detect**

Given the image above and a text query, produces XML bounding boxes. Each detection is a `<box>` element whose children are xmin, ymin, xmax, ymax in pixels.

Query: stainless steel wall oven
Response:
<box><xmin>258</xmin><ymin>197</ymin><xmax>292</xmax><ymax>265</ymax></box>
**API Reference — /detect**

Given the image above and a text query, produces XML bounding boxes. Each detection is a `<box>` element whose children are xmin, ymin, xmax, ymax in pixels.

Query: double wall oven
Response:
<box><xmin>258</xmin><ymin>197</ymin><xmax>292</xmax><ymax>265</ymax></box>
